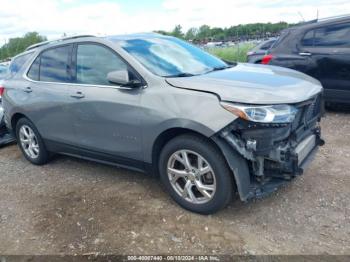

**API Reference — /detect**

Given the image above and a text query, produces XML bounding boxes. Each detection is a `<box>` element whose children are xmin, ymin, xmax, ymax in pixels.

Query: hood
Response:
<box><xmin>166</xmin><ymin>63</ymin><xmax>323</xmax><ymax>104</ymax></box>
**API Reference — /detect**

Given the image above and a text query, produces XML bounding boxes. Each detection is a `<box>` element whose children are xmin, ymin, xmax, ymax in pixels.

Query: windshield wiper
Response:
<box><xmin>212</xmin><ymin>65</ymin><xmax>233</xmax><ymax>71</ymax></box>
<box><xmin>201</xmin><ymin>65</ymin><xmax>233</xmax><ymax>75</ymax></box>
<box><xmin>166</xmin><ymin>65</ymin><xmax>234</xmax><ymax>78</ymax></box>
<box><xmin>165</xmin><ymin>72</ymin><xmax>196</xmax><ymax>78</ymax></box>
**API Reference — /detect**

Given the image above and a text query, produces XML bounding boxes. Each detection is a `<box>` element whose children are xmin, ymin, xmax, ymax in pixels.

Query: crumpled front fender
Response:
<box><xmin>212</xmin><ymin>136</ymin><xmax>252</xmax><ymax>201</ymax></box>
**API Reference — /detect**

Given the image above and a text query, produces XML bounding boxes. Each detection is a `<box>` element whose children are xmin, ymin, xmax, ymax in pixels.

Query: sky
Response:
<box><xmin>0</xmin><ymin>0</ymin><xmax>349</xmax><ymax>45</ymax></box>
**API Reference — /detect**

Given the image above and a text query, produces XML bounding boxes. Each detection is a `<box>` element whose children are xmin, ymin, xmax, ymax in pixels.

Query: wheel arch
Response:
<box><xmin>11</xmin><ymin>112</ymin><xmax>28</xmax><ymax>133</ymax></box>
<box><xmin>151</xmin><ymin>128</ymin><xmax>209</xmax><ymax>175</ymax></box>
<box><xmin>150</xmin><ymin>126</ymin><xmax>237</xmax><ymax>186</ymax></box>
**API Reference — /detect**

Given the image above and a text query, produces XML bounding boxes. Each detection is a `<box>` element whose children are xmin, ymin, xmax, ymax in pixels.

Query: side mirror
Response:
<box><xmin>107</xmin><ymin>70</ymin><xmax>130</xmax><ymax>86</ymax></box>
<box><xmin>107</xmin><ymin>70</ymin><xmax>143</xmax><ymax>88</ymax></box>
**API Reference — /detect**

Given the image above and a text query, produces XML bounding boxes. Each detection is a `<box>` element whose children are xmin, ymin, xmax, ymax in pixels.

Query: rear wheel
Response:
<box><xmin>16</xmin><ymin>118</ymin><xmax>49</xmax><ymax>165</ymax></box>
<box><xmin>159</xmin><ymin>134</ymin><xmax>234</xmax><ymax>214</ymax></box>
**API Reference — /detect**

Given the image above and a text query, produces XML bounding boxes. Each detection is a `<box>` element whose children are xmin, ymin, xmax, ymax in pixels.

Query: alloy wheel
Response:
<box><xmin>167</xmin><ymin>150</ymin><xmax>216</xmax><ymax>204</ymax></box>
<box><xmin>19</xmin><ymin>125</ymin><xmax>40</xmax><ymax>159</ymax></box>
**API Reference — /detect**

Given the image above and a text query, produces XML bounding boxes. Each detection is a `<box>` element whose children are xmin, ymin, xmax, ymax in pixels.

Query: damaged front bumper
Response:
<box><xmin>212</xmin><ymin>95</ymin><xmax>325</xmax><ymax>201</ymax></box>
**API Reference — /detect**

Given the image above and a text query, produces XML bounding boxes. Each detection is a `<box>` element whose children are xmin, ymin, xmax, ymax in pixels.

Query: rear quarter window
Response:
<box><xmin>8</xmin><ymin>52</ymin><xmax>33</xmax><ymax>77</ymax></box>
<box><xmin>301</xmin><ymin>30</ymin><xmax>315</xmax><ymax>46</ymax></box>
<box><xmin>272</xmin><ymin>29</ymin><xmax>290</xmax><ymax>48</ymax></box>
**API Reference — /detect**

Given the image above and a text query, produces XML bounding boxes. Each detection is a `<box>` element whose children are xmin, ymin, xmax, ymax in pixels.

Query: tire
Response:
<box><xmin>15</xmin><ymin>118</ymin><xmax>49</xmax><ymax>165</ymax></box>
<box><xmin>325</xmin><ymin>102</ymin><xmax>350</xmax><ymax>111</ymax></box>
<box><xmin>159</xmin><ymin>134</ymin><xmax>234</xmax><ymax>214</ymax></box>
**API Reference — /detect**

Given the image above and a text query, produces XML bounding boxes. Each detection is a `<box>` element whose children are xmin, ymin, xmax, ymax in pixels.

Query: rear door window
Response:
<box><xmin>314</xmin><ymin>23</ymin><xmax>350</xmax><ymax>47</ymax></box>
<box><xmin>39</xmin><ymin>45</ymin><xmax>73</xmax><ymax>82</ymax></box>
<box><xmin>302</xmin><ymin>23</ymin><xmax>350</xmax><ymax>47</ymax></box>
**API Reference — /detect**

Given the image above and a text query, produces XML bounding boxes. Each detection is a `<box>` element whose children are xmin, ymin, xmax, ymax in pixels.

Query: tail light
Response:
<box><xmin>261</xmin><ymin>54</ymin><xmax>274</xmax><ymax>64</ymax></box>
<box><xmin>0</xmin><ymin>86</ymin><xmax>4</xmax><ymax>96</ymax></box>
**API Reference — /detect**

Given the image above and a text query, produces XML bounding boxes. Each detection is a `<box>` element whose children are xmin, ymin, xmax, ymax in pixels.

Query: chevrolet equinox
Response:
<box><xmin>2</xmin><ymin>34</ymin><xmax>324</xmax><ymax>214</ymax></box>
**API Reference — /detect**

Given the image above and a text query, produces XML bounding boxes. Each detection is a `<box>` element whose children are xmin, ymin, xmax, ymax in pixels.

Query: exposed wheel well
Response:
<box><xmin>152</xmin><ymin>128</ymin><xmax>238</xmax><ymax>197</ymax></box>
<box><xmin>11</xmin><ymin>113</ymin><xmax>26</xmax><ymax>134</ymax></box>
<box><xmin>151</xmin><ymin>128</ymin><xmax>223</xmax><ymax>177</ymax></box>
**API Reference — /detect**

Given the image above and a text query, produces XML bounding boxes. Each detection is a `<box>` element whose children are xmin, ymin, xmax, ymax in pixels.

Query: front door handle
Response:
<box><xmin>70</xmin><ymin>91</ymin><xmax>85</xmax><ymax>99</ymax></box>
<box><xmin>24</xmin><ymin>87</ymin><xmax>32</xmax><ymax>93</ymax></box>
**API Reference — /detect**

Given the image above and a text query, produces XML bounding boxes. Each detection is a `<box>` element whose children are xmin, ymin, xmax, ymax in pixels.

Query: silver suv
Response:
<box><xmin>2</xmin><ymin>34</ymin><xmax>324</xmax><ymax>214</ymax></box>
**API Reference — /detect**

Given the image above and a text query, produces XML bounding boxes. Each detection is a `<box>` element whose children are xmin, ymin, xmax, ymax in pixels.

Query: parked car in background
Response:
<box><xmin>205</xmin><ymin>41</ymin><xmax>225</xmax><ymax>48</ymax></box>
<box><xmin>0</xmin><ymin>63</ymin><xmax>9</xmax><ymax>81</ymax></box>
<box><xmin>0</xmin><ymin>63</ymin><xmax>15</xmax><ymax>146</ymax></box>
<box><xmin>0</xmin><ymin>98</ymin><xmax>15</xmax><ymax>147</ymax></box>
<box><xmin>259</xmin><ymin>15</ymin><xmax>350</xmax><ymax>105</ymax></box>
<box><xmin>247</xmin><ymin>38</ymin><xmax>276</xmax><ymax>63</ymax></box>
<box><xmin>0</xmin><ymin>62</ymin><xmax>10</xmax><ymax>101</ymax></box>
<box><xmin>2</xmin><ymin>34</ymin><xmax>324</xmax><ymax>214</ymax></box>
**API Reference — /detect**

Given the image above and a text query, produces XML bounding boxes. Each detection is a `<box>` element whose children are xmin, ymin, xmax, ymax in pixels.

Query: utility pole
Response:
<box><xmin>298</xmin><ymin>11</ymin><xmax>305</xmax><ymax>22</ymax></box>
<box><xmin>3</xmin><ymin>38</ymin><xmax>8</xmax><ymax>59</ymax></box>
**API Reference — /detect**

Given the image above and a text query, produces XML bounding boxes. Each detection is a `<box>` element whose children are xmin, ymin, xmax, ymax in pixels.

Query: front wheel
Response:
<box><xmin>159</xmin><ymin>134</ymin><xmax>234</xmax><ymax>214</ymax></box>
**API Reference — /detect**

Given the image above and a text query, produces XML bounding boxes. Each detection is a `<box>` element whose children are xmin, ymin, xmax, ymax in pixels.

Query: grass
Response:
<box><xmin>206</xmin><ymin>43</ymin><xmax>256</xmax><ymax>63</ymax></box>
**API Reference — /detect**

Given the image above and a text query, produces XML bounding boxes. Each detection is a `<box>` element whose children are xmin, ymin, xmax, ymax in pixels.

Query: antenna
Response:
<box><xmin>317</xmin><ymin>9</ymin><xmax>319</xmax><ymax>21</ymax></box>
<box><xmin>298</xmin><ymin>11</ymin><xmax>305</xmax><ymax>22</ymax></box>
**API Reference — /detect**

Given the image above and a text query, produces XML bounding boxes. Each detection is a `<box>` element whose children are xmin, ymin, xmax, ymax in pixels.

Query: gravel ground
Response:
<box><xmin>0</xmin><ymin>110</ymin><xmax>349</xmax><ymax>255</ymax></box>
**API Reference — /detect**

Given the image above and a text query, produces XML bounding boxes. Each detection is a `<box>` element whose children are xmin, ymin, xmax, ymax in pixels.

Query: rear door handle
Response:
<box><xmin>70</xmin><ymin>91</ymin><xmax>85</xmax><ymax>99</ymax></box>
<box><xmin>24</xmin><ymin>87</ymin><xmax>32</xmax><ymax>93</ymax></box>
<box><xmin>299</xmin><ymin>52</ymin><xmax>312</xmax><ymax>56</ymax></box>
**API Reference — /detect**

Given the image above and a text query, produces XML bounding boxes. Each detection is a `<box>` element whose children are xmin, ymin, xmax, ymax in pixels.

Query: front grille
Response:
<box><xmin>305</xmin><ymin>95</ymin><xmax>321</xmax><ymax>122</ymax></box>
<box><xmin>293</xmin><ymin>95</ymin><xmax>321</xmax><ymax>129</ymax></box>
<box><xmin>290</xmin><ymin>94</ymin><xmax>322</xmax><ymax>142</ymax></box>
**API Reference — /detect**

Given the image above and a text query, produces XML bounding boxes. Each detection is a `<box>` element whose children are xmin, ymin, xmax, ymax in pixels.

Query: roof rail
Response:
<box><xmin>25</xmin><ymin>35</ymin><xmax>95</xmax><ymax>51</ymax></box>
<box><xmin>295</xmin><ymin>19</ymin><xmax>318</xmax><ymax>26</ymax></box>
<box><xmin>291</xmin><ymin>14</ymin><xmax>350</xmax><ymax>29</ymax></box>
<box><xmin>317</xmin><ymin>14</ymin><xmax>350</xmax><ymax>22</ymax></box>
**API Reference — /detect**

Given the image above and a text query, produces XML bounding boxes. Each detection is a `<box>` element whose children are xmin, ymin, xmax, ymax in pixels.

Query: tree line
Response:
<box><xmin>155</xmin><ymin>22</ymin><xmax>292</xmax><ymax>42</ymax></box>
<box><xmin>0</xmin><ymin>22</ymin><xmax>293</xmax><ymax>61</ymax></box>
<box><xmin>0</xmin><ymin>32</ymin><xmax>47</xmax><ymax>61</ymax></box>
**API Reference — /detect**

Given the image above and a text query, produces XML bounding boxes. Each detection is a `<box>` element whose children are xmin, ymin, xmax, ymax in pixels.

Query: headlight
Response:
<box><xmin>221</xmin><ymin>102</ymin><xmax>298</xmax><ymax>123</ymax></box>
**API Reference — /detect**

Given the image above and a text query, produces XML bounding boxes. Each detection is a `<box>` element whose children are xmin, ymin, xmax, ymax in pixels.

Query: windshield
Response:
<box><xmin>119</xmin><ymin>36</ymin><xmax>228</xmax><ymax>77</ymax></box>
